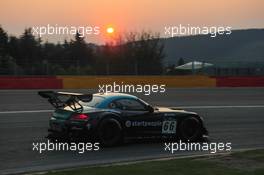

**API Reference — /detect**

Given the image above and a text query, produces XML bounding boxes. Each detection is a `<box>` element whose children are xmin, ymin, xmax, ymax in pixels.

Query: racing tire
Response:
<box><xmin>97</xmin><ymin>118</ymin><xmax>123</xmax><ymax>147</ymax></box>
<box><xmin>178</xmin><ymin>116</ymin><xmax>202</xmax><ymax>142</ymax></box>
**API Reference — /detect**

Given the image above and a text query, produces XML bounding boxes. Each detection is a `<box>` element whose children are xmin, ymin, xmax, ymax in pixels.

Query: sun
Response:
<box><xmin>106</xmin><ymin>27</ymin><xmax>114</xmax><ymax>34</ymax></box>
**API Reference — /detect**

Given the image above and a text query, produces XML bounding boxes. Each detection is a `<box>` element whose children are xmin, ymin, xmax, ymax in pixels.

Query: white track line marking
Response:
<box><xmin>0</xmin><ymin>110</ymin><xmax>53</xmax><ymax>114</ymax></box>
<box><xmin>0</xmin><ymin>105</ymin><xmax>264</xmax><ymax>114</ymax></box>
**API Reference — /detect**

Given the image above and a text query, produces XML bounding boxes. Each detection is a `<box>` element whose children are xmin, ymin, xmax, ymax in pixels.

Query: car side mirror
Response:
<box><xmin>146</xmin><ymin>105</ymin><xmax>154</xmax><ymax>113</ymax></box>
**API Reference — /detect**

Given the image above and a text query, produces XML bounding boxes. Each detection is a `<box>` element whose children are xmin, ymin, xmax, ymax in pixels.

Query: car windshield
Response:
<box><xmin>80</xmin><ymin>96</ymin><xmax>105</xmax><ymax>107</ymax></box>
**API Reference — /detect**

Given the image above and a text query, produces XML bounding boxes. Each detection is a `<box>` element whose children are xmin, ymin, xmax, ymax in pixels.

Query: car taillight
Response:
<box><xmin>71</xmin><ymin>114</ymin><xmax>89</xmax><ymax>120</ymax></box>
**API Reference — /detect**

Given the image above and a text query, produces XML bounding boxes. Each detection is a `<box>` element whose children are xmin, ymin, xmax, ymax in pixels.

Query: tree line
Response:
<box><xmin>0</xmin><ymin>26</ymin><xmax>165</xmax><ymax>75</ymax></box>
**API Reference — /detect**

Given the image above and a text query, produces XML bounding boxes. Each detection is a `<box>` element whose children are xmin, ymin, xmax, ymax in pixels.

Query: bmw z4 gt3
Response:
<box><xmin>39</xmin><ymin>91</ymin><xmax>208</xmax><ymax>146</ymax></box>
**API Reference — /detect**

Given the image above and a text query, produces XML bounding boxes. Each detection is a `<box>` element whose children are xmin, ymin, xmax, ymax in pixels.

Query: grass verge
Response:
<box><xmin>44</xmin><ymin>149</ymin><xmax>264</xmax><ymax>175</ymax></box>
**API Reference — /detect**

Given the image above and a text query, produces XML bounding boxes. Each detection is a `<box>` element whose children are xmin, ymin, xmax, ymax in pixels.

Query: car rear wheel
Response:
<box><xmin>97</xmin><ymin>118</ymin><xmax>123</xmax><ymax>147</ymax></box>
<box><xmin>179</xmin><ymin>116</ymin><xmax>202</xmax><ymax>142</ymax></box>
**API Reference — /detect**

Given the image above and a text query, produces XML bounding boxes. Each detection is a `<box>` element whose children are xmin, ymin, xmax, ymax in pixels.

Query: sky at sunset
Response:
<box><xmin>0</xmin><ymin>0</ymin><xmax>263</xmax><ymax>44</ymax></box>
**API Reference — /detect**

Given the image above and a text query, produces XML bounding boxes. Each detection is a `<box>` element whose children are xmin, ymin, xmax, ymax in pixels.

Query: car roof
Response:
<box><xmin>93</xmin><ymin>92</ymin><xmax>139</xmax><ymax>108</ymax></box>
<box><xmin>94</xmin><ymin>92</ymin><xmax>138</xmax><ymax>99</ymax></box>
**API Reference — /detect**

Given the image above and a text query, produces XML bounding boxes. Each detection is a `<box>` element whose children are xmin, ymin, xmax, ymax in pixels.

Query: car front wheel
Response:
<box><xmin>178</xmin><ymin>116</ymin><xmax>202</xmax><ymax>142</ymax></box>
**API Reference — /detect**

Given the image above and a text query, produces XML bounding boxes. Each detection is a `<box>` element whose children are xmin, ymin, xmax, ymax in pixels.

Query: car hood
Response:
<box><xmin>156</xmin><ymin>106</ymin><xmax>197</xmax><ymax>115</ymax></box>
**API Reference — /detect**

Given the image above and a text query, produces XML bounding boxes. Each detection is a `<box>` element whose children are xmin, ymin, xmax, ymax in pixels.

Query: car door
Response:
<box><xmin>110</xmin><ymin>98</ymin><xmax>163</xmax><ymax>136</ymax></box>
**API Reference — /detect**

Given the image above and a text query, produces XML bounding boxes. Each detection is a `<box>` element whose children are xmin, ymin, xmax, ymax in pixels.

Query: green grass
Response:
<box><xmin>45</xmin><ymin>149</ymin><xmax>264</xmax><ymax>175</ymax></box>
<box><xmin>233</xmin><ymin>149</ymin><xmax>264</xmax><ymax>161</ymax></box>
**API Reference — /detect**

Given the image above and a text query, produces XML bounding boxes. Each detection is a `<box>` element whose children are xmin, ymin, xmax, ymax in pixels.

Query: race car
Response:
<box><xmin>39</xmin><ymin>91</ymin><xmax>208</xmax><ymax>146</ymax></box>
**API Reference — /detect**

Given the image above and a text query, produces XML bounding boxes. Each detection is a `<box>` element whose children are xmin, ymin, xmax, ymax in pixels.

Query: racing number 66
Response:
<box><xmin>162</xmin><ymin>120</ymin><xmax>177</xmax><ymax>134</ymax></box>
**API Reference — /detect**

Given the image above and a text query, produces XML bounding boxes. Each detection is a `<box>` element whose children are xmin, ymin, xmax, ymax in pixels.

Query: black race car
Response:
<box><xmin>39</xmin><ymin>91</ymin><xmax>208</xmax><ymax>146</ymax></box>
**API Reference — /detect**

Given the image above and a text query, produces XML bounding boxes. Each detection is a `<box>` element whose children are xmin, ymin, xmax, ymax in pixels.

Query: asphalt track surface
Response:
<box><xmin>1</xmin><ymin>88</ymin><xmax>264</xmax><ymax>174</ymax></box>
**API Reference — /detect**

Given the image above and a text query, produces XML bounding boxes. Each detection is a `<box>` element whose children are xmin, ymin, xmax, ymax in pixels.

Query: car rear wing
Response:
<box><xmin>38</xmin><ymin>91</ymin><xmax>92</xmax><ymax>112</ymax></box>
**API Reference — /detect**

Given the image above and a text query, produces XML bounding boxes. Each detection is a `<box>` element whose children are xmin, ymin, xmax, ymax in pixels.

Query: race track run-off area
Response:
<box><xmin>0</xmin><ymin>88</ymin><xmax>264</xmax><ymax>174</ymax></box>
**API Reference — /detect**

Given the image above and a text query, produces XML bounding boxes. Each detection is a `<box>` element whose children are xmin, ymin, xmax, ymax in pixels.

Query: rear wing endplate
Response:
<box><xmin>38</xmin><ymin>91</ymin><xmax>92</xmax><ymax>112</ymax></box>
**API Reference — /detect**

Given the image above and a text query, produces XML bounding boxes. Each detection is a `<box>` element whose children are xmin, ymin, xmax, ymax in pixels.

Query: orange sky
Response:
<box><xmin>0</xmin><ymin>0</ymin><xmax>263</xmax><ymax>44</ymax></box>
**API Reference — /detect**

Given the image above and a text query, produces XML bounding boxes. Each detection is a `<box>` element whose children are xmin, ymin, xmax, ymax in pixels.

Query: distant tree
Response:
<box><xmin>165</xmin><ymin>64</ymin><xmax>175</xmax><ymax>75</ymax></box>
<box><xmin>0</xmin><ymin>26</ymin><xmax>166</xmax><ymax>75</ymax></box>
<box><xmin>17</xmin><ymin>28</ymin><xmax>42</xmax><ymax>74</ymax></box>
<box><xmin>0</xmin><ymin>26</ymin><xmax>8</xmax><ymax>56</ymax></box>
<box><xmin>8</xmin><ymin>36</ymin><xmax>19</xmax><ymax>59</ymax></box>
<box><xmin>177</xmin><ymin>57</ymin><xmax>185</xmax><ymax>66</ymax></box>
<box><xmin>104</xmin><ymin>31</ymin><xmax>165</xmax><ymax>75</ymax></box>
<box><xmin>129</xmin><ymin>31</ymin><xmax>165</xmax><ymax>75</ymax></box>
<box><xmin>69</xmin><ymin>32</ymin><xmax>94</xmax><ymax>66</ymax></box>
<box><xmin>0</xmin><ymin>55</ymin><xmax>17</xmax><ymax>75</ymax></box>
<box><xmin>95</xmin><ymin>31</ymin><xmax>165</xmax><ymax>75</ymax></box>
